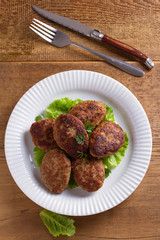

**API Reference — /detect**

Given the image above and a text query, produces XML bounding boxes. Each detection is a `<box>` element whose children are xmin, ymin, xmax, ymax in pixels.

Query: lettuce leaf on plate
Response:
<box><xmin>45</xmin><ymin>97</ymin><xmax>82</xmax><ymax>119</ymax></box>
<box><xmin>40</xmin><ymin>209</ymin><xmax>76</xmax><ymax>237</ymax></box>
<box><xmin>33</xmin><ymin>147</ymin><xmax>46</xmax><ymax>167</ymax></box>
<box><xmin>105</xmin><ymin>168</ymin><xmax>111</xmax><ymax>178</ymax></box>
<box><xmin>35</xmin><ymin>114</ymin><xmax>45</xmax><ymax>121</ymax></box>
<box><xmin>68</xmin><ymin>171</ymin><xmax>78</xmax><ymax>189</ymax></box>
<box><xmin>104</xmin><ymin>104</ymin><xmax>115</xmax><ymax>122</ymax></box>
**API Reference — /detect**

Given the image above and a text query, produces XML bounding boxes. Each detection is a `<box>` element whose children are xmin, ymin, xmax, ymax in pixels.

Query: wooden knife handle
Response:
<box><xmin>102</xmin><ymin>34</ymin><xmax>147</xmax><ymax>62</ymax></box>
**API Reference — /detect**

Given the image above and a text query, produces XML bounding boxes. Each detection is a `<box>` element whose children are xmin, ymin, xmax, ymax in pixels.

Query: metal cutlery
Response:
<box><xmin>32</xmin><ymin>5</ymin><xmax>154</xmax><ymax>69</ymax></box>
<box><xmin>30</xmin><ymin>19</ymin><xmax>144</xmax><ymax>77</ymax></box>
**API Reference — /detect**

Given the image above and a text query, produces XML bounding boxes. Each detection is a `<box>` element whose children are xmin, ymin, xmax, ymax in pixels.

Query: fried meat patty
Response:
<box><xmin>54</xmin><ymin>114</ymin><xmax>89</xmax><ymax>158</ymax></box>
<box><xmin>30</xmin><ymin>119</ymin><xmax>58</xmax><ymax>152</ymax></box>
<box><xmin>72</xmin><ymin>155</ymin><xmax>105</xmax><ymax>192</ymax></box>
<box><xmin>90</xmin><ymin>121</ymin><xmax>125</xmax><ymax>158</ymax></box>
<box><xmin>40</xmin><ymin>148</ymin><xmax>71</xmax><ymax>193</ymax></box>
<box><xmin>69</xmin><ymin>100</ymin><xmax>106</xmax><ymax>127</ymax></box>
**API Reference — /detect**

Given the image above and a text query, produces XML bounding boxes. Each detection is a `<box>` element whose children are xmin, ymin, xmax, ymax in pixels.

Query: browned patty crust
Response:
<box><xmin>72</xmin><ymin>155</ymin><xmax>105</xmax><ymax>192</ymax></box>
<box><xmin>40</xmin><ymin>148</ymin><xmax>71</xmax><ymax>193</ymax></box>
<box><xmin>69</xmin><ymin>100</ymin><xmax>106</xmax><ymax>127</ymax></box>
<box><xmin>30</xmin><ymin>119</ymin><xmax>58</xmax><ymax>152</ymax></box>
<box><xmin>54</xmin><ymin>114</ymin><xmax>89</xmax><ymax>158</ymax></box>
<box><xmin>90</xmin><ymin>121</ymin><xmax>125</xmax><ymax>158</ymax></box>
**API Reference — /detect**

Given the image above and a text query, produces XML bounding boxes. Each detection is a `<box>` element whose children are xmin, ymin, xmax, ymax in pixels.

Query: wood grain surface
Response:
<box><xmin>0</xmin><ymin>0</ymin><xmax>160</xmax><ymax>240</ymax></box>
<box><xmin>1</xmin><ymin>0</ymin><xmax>160</xmax><ymax>62</ymax></box>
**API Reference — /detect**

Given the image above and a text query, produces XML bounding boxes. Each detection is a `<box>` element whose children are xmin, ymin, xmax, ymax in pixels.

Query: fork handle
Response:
<box><xmin>71</xmin><ymin>42</ymin><xmax>144</xmax><ymax>77</ymax></box>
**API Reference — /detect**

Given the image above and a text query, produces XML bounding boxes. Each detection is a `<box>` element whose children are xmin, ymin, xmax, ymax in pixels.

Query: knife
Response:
<box><xmin>32</xmin><ymin>5</ymin><xmax>154</xmax><ymax>69</ymax></box>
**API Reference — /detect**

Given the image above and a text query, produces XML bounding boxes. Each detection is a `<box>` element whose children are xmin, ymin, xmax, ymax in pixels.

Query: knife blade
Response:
<box><xmin>32</xmin><ymin>5</ymin><xmax>154</xmax><ymax>69</ymax></box>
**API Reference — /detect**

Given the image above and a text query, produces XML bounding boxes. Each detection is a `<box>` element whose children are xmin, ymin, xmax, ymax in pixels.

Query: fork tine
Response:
<box><xmin>32</xmin><ymin>20</ymin><xmax>56</xmax><ymax>36</ymax></box>
<box><xmin>33</xmin><ymin>18</ymin><xmax>57</xmax><ymax>32</ymax></box>
<box><xmin>30</xmin><ymin>24</ymin><xmax>54</xmax><ymax>39</ymax></box>
<box><xmin>29</xmin><ymin>26</ymin><xmax>52</xmax><ymax>43</ymax></box>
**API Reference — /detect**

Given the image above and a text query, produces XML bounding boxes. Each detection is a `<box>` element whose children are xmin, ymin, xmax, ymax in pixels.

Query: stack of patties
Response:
<box><xmin>30</xmin><ymin>100</ymin><xmax>125</xmax><ymax>193</ymax></box>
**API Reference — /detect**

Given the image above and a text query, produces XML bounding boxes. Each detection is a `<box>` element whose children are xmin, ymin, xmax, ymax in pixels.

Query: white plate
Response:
<box><xmin>5</xmin><ymin>70</ymin><xmax>152</xmax><ymax>216</ymax></box>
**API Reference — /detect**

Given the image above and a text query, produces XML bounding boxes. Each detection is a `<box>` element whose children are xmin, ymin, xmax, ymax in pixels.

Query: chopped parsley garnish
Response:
<box><xmin>77</xmin><ymin>151</ymin><xmax>88</xmax><ymax>162</ymax></box>
<box><xmin>75</xmin><ymin>133</ymin><xmax>85</xmax><ymax>145</ymax></box>
<box><xmin>84</xmin><ymin>120</ymin><xmax>95</xmax><ymax>136</ymax></box>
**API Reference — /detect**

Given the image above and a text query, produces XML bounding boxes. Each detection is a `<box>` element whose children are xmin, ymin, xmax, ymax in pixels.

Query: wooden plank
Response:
<box><xmin>0</xmin><ymin>0</ymin><xmax>160</xmax><ymax>62</ymax></box>
<box><xmin>0</xmin><ymin>62</ymin><xmax>160</xmax><ymax>240</ymax></box>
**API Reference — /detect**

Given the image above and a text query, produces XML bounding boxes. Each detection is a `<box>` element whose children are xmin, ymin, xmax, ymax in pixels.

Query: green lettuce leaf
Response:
<box><xmin>40</xmin><ymin>209</ymin><xmax>76</xmax><ymax>237</ymax></box>
<box><xmin>45</xmin><ymin>97</ymin><xmax>82</xmax><ymax>119</ymax></box>
<box><xmin>102</xmin><ymin>133</ymin><xmax>129</xmax><ymax>170</ymax></box>
<box><xmin>105</xmin><ymin>168</ymin><xmax>111</xmax><ymax>178</ymax></box>
<box><xmin>35</xmin><ymin>114</ymin><xmax>45</xmax><ymax>121</ymax></box>
<box><xmin>33</xmin><ymin>147</ymin><xmax>46</xmax><ymax>167</ymax></box>
<box><xmin>104</xmin><ymin>105</ymin><xmax>115</xmax><ymax>122</ymax></box>
<box><xmin>68</xmin><ymin>171</ymin><xmax>78</xmax><ymax>189</ymax></box>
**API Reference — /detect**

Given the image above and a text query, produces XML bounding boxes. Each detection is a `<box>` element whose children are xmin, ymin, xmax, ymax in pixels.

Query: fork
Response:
<box><xmin>30</xmin><ymin>19</ymin><xmax>144</xmax><ymax>77</ymax></box>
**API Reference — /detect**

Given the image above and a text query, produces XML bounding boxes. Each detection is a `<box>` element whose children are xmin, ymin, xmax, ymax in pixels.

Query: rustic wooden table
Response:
<box><xmin>1</xmin><ymin>1</ymin><xmax>160</xmax><ymax>240</ymax></box>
